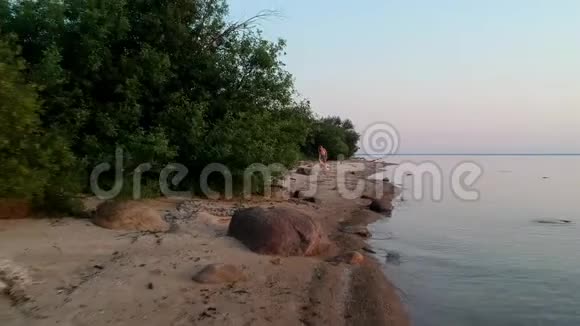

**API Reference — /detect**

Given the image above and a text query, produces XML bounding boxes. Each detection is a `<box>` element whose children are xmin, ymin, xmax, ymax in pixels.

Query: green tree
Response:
<box><xmin>0</xmin><ymin>37</ymin><xmax>80</xmax><ymax>211</ymax></box>
<box><xmin>304</xmin><ymin>116</ymin><xmax>360</xmax><ymax>159</ymax></box>
<box><xmin>0</xmin><ymin>0</ymin><xmax>358</xmax><ymax>202</ymax></box>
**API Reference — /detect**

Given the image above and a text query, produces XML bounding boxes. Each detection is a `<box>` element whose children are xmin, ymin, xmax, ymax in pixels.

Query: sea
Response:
<box><xmin>368</xmin><ymin>155</ymin><xmax>580</xmax><ymax>326</ymax></box>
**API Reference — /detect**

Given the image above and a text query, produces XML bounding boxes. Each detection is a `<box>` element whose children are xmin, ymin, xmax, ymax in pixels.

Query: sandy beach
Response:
<box><xmin>0</xmin><ymin>160</ymin><xmax>408</xmax><ymax>326</ymax></box>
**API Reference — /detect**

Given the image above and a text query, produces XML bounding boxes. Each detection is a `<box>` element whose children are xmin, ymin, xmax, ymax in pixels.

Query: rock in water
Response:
<box><xmin>192</xmin><ymin>264</ymin><xmax>246</xmax><ymax>284</ymax></box>
<box><xmin>93</xmin><ymin>201</ymin><xmax>169</xmax><ymax>232</ymax></box>
<box><xmin>228</xmin><ymin>207</ymin><xmax>323</xmax><ymax>256</ymax></box>
<box><xmin>534</xmin><ymin>219</ymin><xmax>572</xmax><ymax>225</ymax></box>
<box><xmin>369</xmin><ymin>198</ymin><xmax>393</xmax><ymax>214</ymax></box>
<box><xmin>386</xmin><ymin>251</ymin><xmax>401</xmax><ymax>265</ymax></box>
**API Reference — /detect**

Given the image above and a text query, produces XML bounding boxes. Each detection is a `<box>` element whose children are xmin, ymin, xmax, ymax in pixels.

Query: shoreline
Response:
<box><xmin>0</xmin><ymin>159</ymin><xmax>408</xmax><ymax>325</ymax></box>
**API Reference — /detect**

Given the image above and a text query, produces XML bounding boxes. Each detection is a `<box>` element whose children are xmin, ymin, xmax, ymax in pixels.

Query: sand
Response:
<box><xmin>0</xmin><ymin>160</ymin><xmax>408</xmax><ymax>326</ymax></box>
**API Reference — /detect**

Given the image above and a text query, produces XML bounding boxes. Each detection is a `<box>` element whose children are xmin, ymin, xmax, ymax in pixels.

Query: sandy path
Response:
<box><xmin>0</xmin><ymin>160</ymin><xmax>408</xmax><ymax>326</ymax></box>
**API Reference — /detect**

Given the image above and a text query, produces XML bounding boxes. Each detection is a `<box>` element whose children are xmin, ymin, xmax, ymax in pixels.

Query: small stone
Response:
<box><xmin>302</xmin><ymin>197</ymin><xmax>317</xmax><ymax>203</ymax></box>
<box><xmin>270</xmin><ymin>258</ymin><xmax>282</xmax><ymax>265</ymax></box>
<box><xmin>386</xmin><ymin>251</ymin><xmax>401</xmax><ymax>265</ymax></box>
<box><xmin>331</xmin><ymin>251</ymin><xmax>364</xmax><ymax>265</ymax></box>
<box><xmin>340</xmin><ymin>225</ymin><xmax>371</xmax><ymax>238</ymax></box>
<box><xmin>296</xmin><ymin>167</ymin><xmax>312</xmax><ymax>176</ymax></box>
<box><xmin>93</xmin><ymin>264</ymin><xmax>104</xmax><ymax>270</ymax></box>
<box><xmin>192</xmin><ymin>264</ymin><xmax>246</xmax><ymax>284</ymax></box>
<box><xmin>147</xmin><ymin>282</ymin><xmax>154</xmax><ymax>290</ymax></box>
<box><xmin>362</xmin><ymin>246</ymin><xmax>376</xmax><ymax>254</ymax></box>
<box><xmin>369</xmin><ymin>199</ymin><xmax>393</xmax><ymax>214</ymax></box>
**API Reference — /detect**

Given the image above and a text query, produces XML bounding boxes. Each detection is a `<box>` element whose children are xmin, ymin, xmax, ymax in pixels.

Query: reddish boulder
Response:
<box><xmin>228</xmin><ymin>207</ymin><xmax>323</xmax><ymax>256</ymax></box>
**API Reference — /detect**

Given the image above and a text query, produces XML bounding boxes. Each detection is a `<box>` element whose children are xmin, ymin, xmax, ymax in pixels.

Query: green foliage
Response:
<box><xmin>0</xmin><ymin>37</ymin><xmax>81</xmax><ymax>214</ymax></box>
<box><xmin>0</xmin><ymin>0</ymin><xmax>360</xmax><ymax>206</ymax></box>
<box><xmin>305</xmin><ymin>116</ymin><xmax>360</xmax><ymax>160</ymax></box>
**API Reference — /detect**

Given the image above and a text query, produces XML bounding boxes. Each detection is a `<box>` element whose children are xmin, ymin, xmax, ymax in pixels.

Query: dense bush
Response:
<box><xmin>0</xmin><ymin>37</ymin><xmax>82</xmax><ymax>212</ymax></box>
<box><xmin>304</xmin><ymin>116</ymin><xmax>360</xmax><ymax>160</ymax></box>
<box><xmin>0</xmin><ymin>0</ymin><xmax>359</xmax><ymax>209</ymax></box>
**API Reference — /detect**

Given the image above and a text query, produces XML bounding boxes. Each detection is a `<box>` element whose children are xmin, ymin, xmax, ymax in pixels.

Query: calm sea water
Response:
<box><xmin>370</xmin><ymin>156</ymin><xmax>580</xmax><ymax>326</ymax></box>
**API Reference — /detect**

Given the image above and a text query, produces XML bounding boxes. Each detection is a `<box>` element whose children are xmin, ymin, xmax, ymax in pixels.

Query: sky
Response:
<box><xmin>228</xmin><ymin>0</ymin><xmax>580</xmax><ymax>154</ymax></box>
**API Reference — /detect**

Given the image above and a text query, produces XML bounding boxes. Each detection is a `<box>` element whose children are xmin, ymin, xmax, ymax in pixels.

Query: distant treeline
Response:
<box><xmin>0</xmin><ymin>0</ymin><xmax>359</xmax><ymax>211</ymax></box>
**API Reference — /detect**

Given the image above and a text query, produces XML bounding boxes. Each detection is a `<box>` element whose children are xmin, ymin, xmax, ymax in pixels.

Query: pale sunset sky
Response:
<box><xmin>228</xmin><ymin>0</ymin><xmax>580</xmax><ymax>154</ymax></box>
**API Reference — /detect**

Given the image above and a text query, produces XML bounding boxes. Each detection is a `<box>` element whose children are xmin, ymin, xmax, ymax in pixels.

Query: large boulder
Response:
<box><xmin>228</xmin><ymin>207</ymin><xmax>323</xmax><ymax>256</ymax></box>
<box><xmin>93</xmin><ymin>201</ymin><xmax>169</xmax><ymax>232</ymax></box>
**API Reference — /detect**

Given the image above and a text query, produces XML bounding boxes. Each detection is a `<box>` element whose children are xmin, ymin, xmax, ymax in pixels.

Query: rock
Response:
<box><xmin>302</xmin><ymin>197</ymin><xmax>317</xmax><ymax>204</ymax></box>
<box><xmin>270</xmin><ymin>184</ymin><xmax>289</xmax><ymax>200</ymax></box>
<box><xmin>331</xmin><ymin>251</ymin><xmax>365</xmax><ymax>265</ymax></box>
<box><xmin>369</xmin><ymin>198</ymin><xmax>393</xmax><ymax>214</ymax></box>
<box><xmin>147</xmin><ymin>282</ymin><xmax>154</xmax><ymax>290</ymax></box>
<box><xmin>228</xmin><ymin>207</ymin><xmax>323</xmax><ymax>256</ymax></box>
<box><xmin>534</xmin><ymin>219</ymin><xmax>572</xmax><ymax>225</ymax></box>
<box><xmin>93</xmin><ymin>201</ymin><xmax>169</xmax><ymax>232</ymax></box>
<box><xmin>270</xmin><ymin>258</ymin><xmax>282</xmax><ymax>265</ymax></box>
<box><xmin>385</xmin><ymin>251</ymin><xmax>401</xmax><ymax>265</ymax></box>
<box><xmin>0</xmin><ymin>259</ymin><xmax>32</xmax><ymax>303</ymax></box>
<box><xmin>192</xmin><ymin>264</ymin><xmax>246</xmax><ymax>284</ymax></box>
<box><xmin>362</xmin><ymin>246</ymin><xmax>376</xmax><ymax>254</ymax></box>
<box><xmin>292</xmin><ymin>191</ymin><xmax>318</xmax><ymax>203</ymax></box>
<box><xmin>339</xmin><ymin>225</ymin><xmax>371</xmax><ymax>238</ymax></box>
<box><xmin>296</xmin><ymin>167</ymin><xmax>312</xmax><ymax>176</ymax></box>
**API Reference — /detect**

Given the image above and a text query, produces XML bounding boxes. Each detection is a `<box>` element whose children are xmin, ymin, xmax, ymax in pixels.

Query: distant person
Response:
<box><xmin>318</xmin><ymin>145</ymin><xmax>329</xmax><ymax>170</ymax></box>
